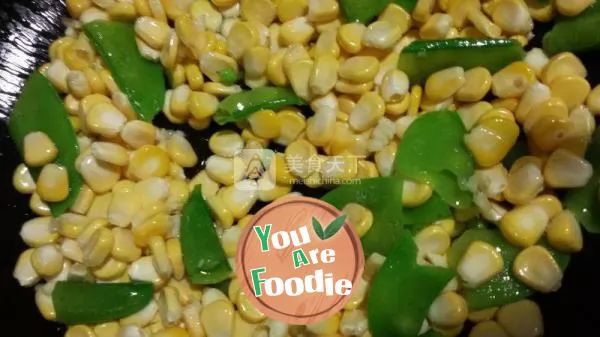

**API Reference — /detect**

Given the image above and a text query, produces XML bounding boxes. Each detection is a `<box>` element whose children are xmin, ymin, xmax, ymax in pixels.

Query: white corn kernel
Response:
<box><xmin>427</xmin><ymin>291</ymin><xmax>468</xmax><ymax>328</ymax></box>
<box><xmin>457</xmin><ymin>241</ymin><xmax>504</xmax><ymax>288</ymax></box>
<box><xmin>513</xmin><ymin>245</ymin><xmax>563</xmax><ymax>293</ymax></box>
<box><xmin>13</xmin><ymin>248</ymin><xmax>40</xmax><ymax>287</ymax></box>
<box><xmin>20</xmin><ymin>217</ymin><xmax>57</xmax><ymax>248</ymax></box>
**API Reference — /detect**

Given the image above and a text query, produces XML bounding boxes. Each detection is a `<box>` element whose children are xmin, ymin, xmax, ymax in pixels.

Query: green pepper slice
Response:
<box><xmin>214</xmin><ymin>86</ymin><xmax>306</xmax><ymax>125</ymax></box>
<box><xmin>181</xmin><ymin>186</ymin><xmax>232</xmax><ymax>284</ymax></box>
<box><xmin>340</xmin><ymin>0</ymin><xmax>416</xmax><ymax>23</ymax></box>
<box><xmin>394</xmin><ymin>110</ymin><xmax>475</xmax><ymax>209</ymax></box>
<box><xmin>8</xmin><ymin>72</ymin><xmax>83</xmax><ymax>217</ymax></box>
<box><xmin>368</xmin><ymin>230</ymin><xmax>455</xmax><ymax>337</ymax></box>
<box><xmin>52</xmin><ymin>281</ymin><xmax>153</xmax><ymax>325</ymax></box>
<box><xmin>564</xmin><ymin>127</ymin><xmax>600</xmax><ymax>233</ymax></box>
<box><xmin>404</xmin><ymin>194</ymin><xmax>452</xmax><ymax>227</ymax></box>
<box><xmin>543</xmin><ymin>5</ymin><xmax>600</xmax><ymax>55</ymax></box>
<box><xmin>448</xmin><ymin>229</ymin><xmax>570</xmax><ymax>311</ymax></box>
<box><xmin>84</xmin><ymin>21</ymin><xmax>165</xmax><ymax>122</ymax></box>
<box><xmin>398</xmin><ymin>38</ymin><xmax>525</xmax><ymax>84</ymax></box>
<box><xmin>322</xmin><ymin>177</ymin><xmax>403</xmax><ymax>257</ymax></box>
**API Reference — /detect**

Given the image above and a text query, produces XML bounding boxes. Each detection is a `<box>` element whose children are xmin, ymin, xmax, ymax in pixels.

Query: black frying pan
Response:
<box><xmin>1</xmin><ymin>1</ymin><xmax>599</xmax><ymax>336</ymax></box>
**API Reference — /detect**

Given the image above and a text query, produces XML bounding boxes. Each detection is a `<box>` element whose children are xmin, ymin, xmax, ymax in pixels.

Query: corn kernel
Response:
<box><xmin>35</xmin><ymin>164</ymin><xmax>69</xmax><ymax>203</ymax></box>
<box><xmin>280</xmin><ymin>16</ymin><xmax>315</xmax><ymax>46</ymax></box>
<box><xmin>428</xmin><ymin>292</ymin><xmax>468</xmax><ymax>328</ymax></box>
<box><xmin>496</xmin><ymin>300</ymin><xmax>543</xmax><ymax>337</ymax></box>
<box><xmin>413</xmin><ymin>0</ymin><xmax>435</xmax><ymax>22</ymax></box>
<box><xmin>513</xmin><ymin>245</ymin><xmax>563</xmax><ymax>293</ymax></box>
<box><xmin>556</xmin><ymin>0</ymin><xmax>595</xmax><ymax>16</ymax></box>
<box><xmin>455</xmin><ymin>67</ymin><xmax>492</xmax><ymax>102</ymax></box>
<box><xmin>362</xmin><ymin>20</ymin><xmax>403</xmax><ymax>50</ymax></box>
<box><xmin>425</xmin><ymin>67</ymin><xmax>466</xmax><ymax>102</ymax></box>
<box><xmin>201</xmin><ymin>300</ymin><xmax>235</xmax><ymax>336</ymax></box>
<box><xmin>338</xmin><ymin>23</ymin><xmax>366</xmax><ymax>54</ymax></box>
<box><xmin>23</xmin><ymin>132</ymin><xmax>57</xmax><ymax>168</ymax></box>
<box><xmin>14</xmin><ymin>248</ymin><xmax>40</xmax><ymax>287</ymax></box>
<box><xmin>134</xmin><ymin>16</ymin><xmax>170</xmax><ymax>50</ymax></box>
<box><xmin>503</xmin><ymin>161</ymin><xmax>544</xmax><ymax>205</ymax></box>
<box><xmin>132</xmin><ymin>212</ymin><xmax>171</xmax><ymax>247</ymax></box>
<box><xmin>90</xmin><ymin>142</ymin><xmax>128</xmax><ymax>167</ymax></box>
<box><xmin>457</xmin><ymin>240</ymin><xmax>504</xmax><ymax>288</ymax></box>
<box><xmin>491</xmin><ymin>61</ymin><xmax>536</xmax><ymax>98</ymax></box>
<box><xmin>81</xmin><ymin>226</ymin><xmax>114</xmax><ymax>268</ymax></box>
<box><xmin>65</xmin><ymin>325</ymin><xmax>96</xmax><ymax>337</ymax></box>
<box><xmin>491</xmin><ymin>0</ymin><xmax>533</xmax><ymax>35</ymax></box>
<box><xmin>465</xmin><ymin>117</ymin><xmax>520</xmax><ymax>168</ymax></box>
<box><xmin>349</xmin><ymin>92</ymin><xmax>385</xmax><ymax>132</ymax></box>
<box><xmin>499</xmin><ymin>204</ymin><xmax>548</xmax><ymax>247</ymax></box>
<box><xmin>467</xmin><ymin>7</ymin><xmax>502</xmax><ymax>38</ymax></box>
<box><xmin>420</xmin><ymin>13</ymin><xmax>453</xmax><ymax>39</ymax></box>
<box><xmin>111</xmin><ymin>228</ymin><xmax>142</xmax><ymax>263</ymax></box>
<box><xmin>469</xmin><ymin>321</ymin><xmax>509</xmax><ymax>337</ymax></box>
<box><xmin>544</xmin><ymin>148</ymin><xmax>593</xmax><ymax>188</ymax></box>
<box><xmin>415</xmin><ymin>225</ymin><xmax>451</xmax><ymax>256</ymax></box>
<box><xmin>85</xmin><ymin>102</ymin><xmax>127</xmax><ymax>138</ymax></box>
<box><xmin>468</xmin><ymin>307</ymin><xmax>499</xmax><ymax>323</ymax></box>
<box><xmin>306</xmin><ymin>313</ymin><xmax>341</xmax><ymax>335</ymax></box>
<box><xmin>402</xmin><ymin>180</ymin><xmax>434</xmax><ymax>208</ymax></box>
<box><xmin>77</xmin><ymin>154</ymin><xmax>121</xmax><ymax>194</ymax></box>
<box><xmin>31</xmin><ymin>244</ymin><xmax>64</xmax><ymax>278</ymax></box>
<box><xmin>549</xmin><ymin>76</ymin><xmax>591</xmax><ymax>111</ymax></box>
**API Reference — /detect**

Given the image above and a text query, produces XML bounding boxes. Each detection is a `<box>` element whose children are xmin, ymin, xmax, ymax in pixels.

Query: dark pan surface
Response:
<box><xmin>1</xmin><ymin>1</ymin><xmax>599</xmax><ymax>336</ymax></box>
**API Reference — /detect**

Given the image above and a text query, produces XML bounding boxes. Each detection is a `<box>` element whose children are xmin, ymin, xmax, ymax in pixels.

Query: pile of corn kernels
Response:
<box><xmin>10</xmin><ymin>0</ymin><xmax>600</xmax><ymax>336</ymax></box>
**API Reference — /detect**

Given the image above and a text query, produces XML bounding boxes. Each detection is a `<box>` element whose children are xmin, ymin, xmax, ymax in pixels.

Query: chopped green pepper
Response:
<box><xmin>368</xmin><ymin>231</ymin><xmax>455</xmax><ymax>337</ymax></box>
<box><xmin>214</xmin><ymin>87</ymin><xmax>306</xmax><ymax>125</ymax></box>
<box><xmin>448</xmin><ymin>229</ymin><xmax>570</xmax><ymax>311</ymax></box>
<box><xmin>219</xmin><ymin>68</ymin><xmax>239</xmax><ymax>86</ymax></box>
<box><xmin>8</xmin><ymin>72</ymin><xmax>83</xmax><ymax>218</ymax></box>
<box><xmin>84</xmin><ymin>21</ymin><xmax>165</xmax><ymax>122</ymax></box>
<box><xmin>322</xmin><ymin>177</ymin><xmax>403</xmax><ymax>256</ymax></box>
<box><xmin>404</xmin><ymin>194</ymin><xmax>452</xmax><ymax>227</ymax></box>
<box><xmin>181</xmin><ymin>186</ymin><xmax>232</xmax><ymax>284</ymax></box>
<box><xmin>398</xmin><ymin>38</ymin><xmax>525</xmax><ymax>84</ymax></box>
<box><xmin>394</xmin><ymin>110</ymin><xmax>475</xmax><ymax>209</ymax></box>
<box><xmin>52</xmin><ymin>281</ymin><xmax>153</xmax><ymax>325</ymax></box>
<box><xmin>340</xmin><ymin>0</ymin><xmax>416</xmax><ymax>23</ymax></box>
<box><xmin>543</xmin><ymin>5</ymin><xmax>600</xmax><ymax>55</ymax></box>
<box><xmin>564</xmin><ymin>127</ymin><xmax>600</xmax><ymax>233</ymax></box>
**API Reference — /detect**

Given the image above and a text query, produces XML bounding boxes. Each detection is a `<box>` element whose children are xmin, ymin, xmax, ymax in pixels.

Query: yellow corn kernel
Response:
<box><xmin>402</xmin><ymin>180</ymin><xmax>433</xmax><ymax>208</ymax></box>
<box><xmin>265</xmin><ymin>153</ymin><xmax>293</xmax><ymax>186</ymax></box>
<box><xmin>94</xmin><ymin>323</ymin><xmax>120</xmax><ymax>337</ymax></box>
<box><xmin>374</xmin><ymin>141</ymin><xmax>397</xmax><ymax>176</ymax></box>
<box><xmin>528</xmin><ymin>114</ymin><xmax>572</xmax><ymax>152</ymax></box>
<box><xmin>23</xmin><ymin>132</ymin><xmax>57</xmax><ymax>168</ymax></box>
<box><xmin>85</xmin><ymin>102</ymin><xmax>127</xmax><ymax>138</ymax></box>
<box><xmin>527</xmin><ymin>195</ymin><xmax>561</xmax><ymax>221</ymax></box>
<box><xmin>148</xmin><ymin>236</ymin><xmax>172</xmax><ymax>279</ymax></box>
<box><xmin>467</xmin><ymin>307</ymin><xmax>499</xmax><ymax>324</ymax></box>
<box><xmin>542</xmin><ymin>52</ymin><xmax>587</xmax><ymax>84</ymax></box>
<box><xmin>165</xmin><ymin>133</ymin><xmax>198</xmax><ymax>169</ymax></box>
<box><xmin>469</xmin><ymin>321</ymin><xmax>509</xmax><ymax>337</ymax></box>
<box><xmin>108</xmin><ymin>2</ymin><xmax>137</xmax><ymax>20</ymax></box>
<box><xmin>134</xmin><ymin>16</ymin><xmax>170</xmax><ymax>50</ymax></box>
<box><xmin>64</xmin><ymin>94</ymin><xmax>80</xmax><ymax>116</ymax></box>
<box><xmin>128</xmin><ymin>145</ymin><xmax>170</xmax><ymax>181</ymax></box>
<box><xmin>386</xmin><ymin>95</ymin><xmax>410</xmax><ymax>117</ymax></box>
<box><xmin>407</xmin><ymin>84</ymin><xmax>423</xmax><ymax>116</ymax></box>
<box><xmin>280</xmin><ymin>16</ymin><xmax>315</xmax><ymax>46</ymax></box>
<box><xmin>65</xmin><ymin>325</ymin><xmax>96</xmax><ymax>337</ymax></box>
<box><xmin>275</xmin><ymin>109</ymin><xmax>306</xmax><ymax>146</ymax></box>
<box><xmin>27</xmin><ymin>195</ymin><xmax>50</xmax><ymax>220</ymax></box>
<box><xmin>31</xmin><ymin>244</ymin><xmax>64</xmax><ymax>278</ymax></box>
<box><xmin>424</xmin><ymin>66</ymin><xmax>466</xmax><ymax>102</ymax></box>
<box><xmin>240</xmin><ymin>0</ymin><xmax>276</xmax><ymax>25</ymax></box>
<box><xmin>13</xmin><ymin>164</ymin><xmax>36</xmax><ymax>195</ymax></box>
<box><xmin>413</xmin><ymin>0</ymin><xmax>435</xmax><ymax>22</ymax></box>
<box><xmin>420</xmin><ymin>13</ymin><xmax>453</xmax><ymax>39</ymax></box>
<box><xmin>189</xmin><ymin>0</ymin><xmax>223</xmax><ymax>31</ymax></box>
<box><xmin>362</xmin><ymin>20</ymin><xmax>403</xmax><ymax>50</ymax></box>
<box><xmin>499</xmin><ymin>204</ymin><xmax>548</xmax><ymax>247</ymax></box>
<box><xmin>414</xmin><ymin>225</ymin><xmax>451</xmax><ymax>256</ymax></box>
<box><xmin>203</xmin><ymin>82</ymin><xmax>243</xmax><ymax>96</ymax></box>
<box><xmin>491</xmin><ymin>61</ymin><xmax>536</xmax><ymax>98</ymax></box>
<box><xmin>201</xmin><ymin>300</ymin><xmax>235</xmax><ymax>336</ymax></box>
<box><xmin>338</xmin><ymin>23</ymin><xmax>366</xmax><ymax>54</ymax></box>
<box><xmin>206</xmin><ymin>195</ymin><xmax>235</xmax><ymax>228</ymax></box>
<box><xmin>309</xmin><ymin>55</ymin><xmax>339</xmax><ymax>96</ymax></box>
<box><xmin>164</xmin><ymin>239</ymin><xmax>184</xmax><ymax>281</ymax></box>
<box><xmin>286</xmin><ymin>58</ymin><xmax>313</xmax><ymax>100</ymax></box>
<box><xmin>54</xmin><ymin>214</ymin><xmax>89</xmax><ymax>240</ymax></box>
<box><xmin>14</xmin><ymin>248</ymin><xmax>40</xmax><ymax>287</ymax></box>
<box><xmin>546</xmin><ymin>210</ymin><xmax>583</xmax><ymax>253</ymax></box>
<box><xmin>77</xmin><ymin>155</ymin><xmax>121</xmax><ymax>194</ymax></box>
<box><xmin>86</xmin><ymin>193</ymin><xmax>112</xmax><ymax>220</ymax></box>
<box><xmin>81</xmin><ymin>226</ymin><xmax>114</xmax><ymax>268</ymax></box>
<box><xmin>184</xmin><ymin>64</ymin><xmax>205</xmax><ymax>91</ymax></box>
<box><xmin>335</xmin><ymin>79</ymin><xmax>374</xmax><ymax>96</ymax></box>
<box><xmin>66</xmin><ymin>70</ymin><xmax>91</xmax><ymax>99</ymax></box>
<box><xmin>284</xmin><ymin>139</ymin><xmax>318</xmax><ymax>178</ymax></box>
<box><xmin>457</xmin><ymin>241</ymin><xmax>504</xmax><ymax>288</ymax></box>
<box><xmin>306</xmin><ymin>313</ymin><xmax>341</xmax><ymax>335</ymax></box>
<box><xmin>503</xmin><ymin>161</ymin><xmax>544</xmax><ymax>206</ymax></box>
<box><xmin>152</xmin><ymin>327</ymin><xmax>189</xmax><ymax>337</ymax></box>
<box><xmin>36</xmin><ymin>164</ymin><xmax>69</xmax><ymax>203</ymax></box>
<box><xmin>199</xmin><ymin>51</ymin><xmax>239</xmax><ymax>84</ymax></box>
<box><xmin>132</xmin><ymin>212</ymin><xmax>171</xmax><ymax>247</ymax></box>
<box><xmin>349</xmin><ymin>92</ymin><xmax>385</xmax><ymax>132</ymax></box>
<box><xmin>313</xmin><ymin>29</ymin><xmax>340</xmax><ymax>59</ymax></box>
<box><xmin>544</xmin><ymin>148</ymin><xmax>593</xmax><ymax>188</ymax></box>
<box><xmin>189</xmin><ymin>170</ymin><xmax>220</xmax><ymax>198</ymax></box>
<box><xmin>247</xmin><ymin>109</ymin><xmax>282</xmax><ymax>139</ymax></box>
<box><xmin>111</xmin><ymin>91</ymin><xmax>136</xmax><ymax>121</ymax></box>
<box><xmin>513</xmin><ymin>245</ymin><xmax>563</xmax><ymax>293</ymax></box>
<box><xmin>90</xmin><ymin>142</ymin><xmax>128</xmax><ymax>167</ymax></box>
<box><xmin>549</xmin><ymin>75</ymin><xmax>591</xmax><ymax>110</ymax></box>
<box><xmin>227</xmin><ymin>21</ymin><xmax>262</xmax><ymax>60</ymax></box>
<box><xmin>455</xmin><ymin>67</ymin><xmax>492</xmax><ymax>102</ymax></box>
<box><xmin>237</xmin><ymin>291</ymin><xmax>266</xmax><ymax>323</ymax></box>
<box><xmin>186</xmin><ymin>94</ymin><xmax>218</xmax><ymax>122</ymax></box>
<box><xmin>92</xmin><ymin>257</ymin><xmax>127</xmax><ymax>280</ymax></box>
<box><xmin>467</xmin><ymin>7</ymin><xmax>502</xmax><ymax>38</ymax></box>
<box><xmin>220</xmin><ymin>183</ymin><xmax>258</xmax><ymax>220</ymax></box>
<box><xmin>110</xmin><ymin>228</ymin><xmax>141</xmax><ymax>263</ymax></box>
<box><xmin>66</xmin><ymin>0</ymin><xmax>92</xmax><ymax>18</ymax></box>
<box><xmin>277</xmin><ymin>0</ymin><xmax>307</xmax><ymax>22</ymax></box>
<box><xmin>465</xmin><ymin>117</ymin><xmax>519</xmax><ymax>168</ymax></box>
<box><xmin>338</xmin><ymin>56</ymin><xmax>379</xmax><ymax>84</ymax></box>
<box><xmin>556</xmin><ymin>0</ymin><xmax>595</xmax><ymax>16</ymax></box>
<box><xmin>379</xmin><ymin>70</ymin><xmax>409</xmax><ymax>104</ymax></box>
<box><xmin>491</xmin><ymin>0</ymin><xmax>533</xmax><ymax>35</ymax></box>
<box><xmin>496</xmin><ymin>300</ymin><xmax>543</xmax><ymax>337</ymax></box>
<box><xmin>264</xmin><ymin>49</ymin><xmax>286</xmax><ymax>87</ymax></box>
<box><xmin>516</xmin><ymin>84</ymin><xmax>553</xmax><ymax>126</ymax></box>
<box><xmin>428</xmin><ymin>292</ymin><xmax>468</xmax><ymax>328</ymax></box>
<box><xmin>523</xmin><ymin>48</ymin><xmax>550</xmax><ymax>78</ymax></box>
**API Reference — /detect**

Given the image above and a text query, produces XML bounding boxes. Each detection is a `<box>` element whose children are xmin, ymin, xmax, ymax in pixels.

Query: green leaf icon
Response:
<box><xmin>312</xmin><ymin>217</ymin><xmax>326</xmax><ymax>240</ymax></box>
<box><xmin>312</xmin><ymin>215</ymin><xmax>348</xmax><ymax>240</ymax></box>
<box><xmin>323</xmin><ymin>214</ymin><xmax>347</xmax><ymax>239</ymax></box>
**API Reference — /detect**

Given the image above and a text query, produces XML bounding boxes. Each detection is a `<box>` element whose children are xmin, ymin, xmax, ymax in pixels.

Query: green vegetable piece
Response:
<box><xmin>84</xmin><ymin>21</ymin><xmax>165</xmax><ymax>122</ymax></box>
<box><xmin>52</xmin><ymin>281</ymin><xmax>153</xmax><ymax>325</ymax></box>
<box><xmin>181</xmin><ymin>186</ymin><xmax>232</xmax><ymax>284</ymax></box>
<box><xmin>543</xmin><ymin>5</ymin><xmax>600</xmax><ymax>55</ymax></box>
<box><xmin>340</xmin><ymin>0</ymin><xmax>416</xmax><ymax>23</ymax></box>
<box><xmin>419</xmin><ymin>330</ymin><xmax>445</xmax><ymax>337</ymax></box>
<box><xmin>339</xmin><ymin>0</ymin><xmax>389</xmax><ymax>24</ymax></box>
<box><xmin>564</xmin><ymin>127</ymin><xmax>600</xmax><ymax>233</ymax></box>
<box><xmin>398</xmin><ymin>38</ymin><xmax>525</xmax><ymax>84</ymax></box>
<box><xmin>8</xmin><ymin>72</ymin><xmax>83</xmax><ymax>217</ymax></box>
<box><xmin>219</xmin><ymin>68</ymin><xmax>239</xmax><ymax>86</ymax></box>
<box><xmin>394</xmin><ymin>110</ymin><xmax>475</xmax><ymax>209</ymax></box>
<box><xmin>404</xmin><ymin>193</ymin><xmax>452</xmax><ymax>227</ymax></box>
<box><xmin>322</xmin><ymin>177</ymin><xmax>403</xmax><ymax>256</ymax></box>
<box><xmin>368</xmin><ymin>231</ymin><xmax>455</xmax><ymax>337</ymax></box>
<box><xmin>448</xmin><ymin>229</ymin><xmax>570</xmax><ymax>311</ymax></box>
<box><xmin>214</xmin><ymin>87</ymin><xmax>306</xmax><ymax>125</ymax></box>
